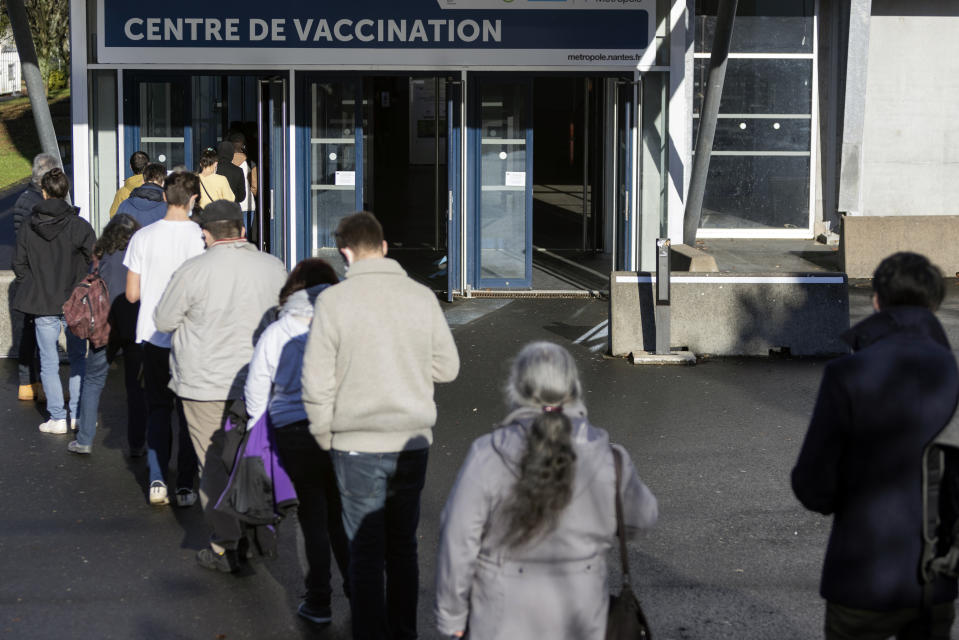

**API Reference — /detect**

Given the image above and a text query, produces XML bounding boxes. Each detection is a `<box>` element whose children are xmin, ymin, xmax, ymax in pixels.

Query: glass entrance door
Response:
<box><xmin>302</xmin><ymin>74</ymin><xmax>457</xmax><ymax>295</ymax></box>
<box><xmin>125</xmin><ymin>75</ymin><xmax>190</xmax><ymax>172</ymax></box>
<box><xmin>470</xmin><ymin>77</ymin><xmax>533</xmax><ymax>289</ymax></box>
<box><xmin>306</xmin><ymin>78</ymin><xmax>362</xmax><ymax>257</ymax></box>
<box><xmin>259</xmin><ymin>78</ymin><xmax>288</xmax><ymax>266</ymax></box>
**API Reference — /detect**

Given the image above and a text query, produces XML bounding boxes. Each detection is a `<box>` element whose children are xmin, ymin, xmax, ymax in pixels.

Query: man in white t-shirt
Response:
<box><xmin>124</xmin><ymin>171</ymin><xmax>205</xmax><ymax>508</ymax></box>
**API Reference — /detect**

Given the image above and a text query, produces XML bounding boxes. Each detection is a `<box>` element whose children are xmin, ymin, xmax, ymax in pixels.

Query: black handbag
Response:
<box><xmin>606</xmin><ymin>447</ymin><xmax>652</xmax><ymax>640</ymax></box>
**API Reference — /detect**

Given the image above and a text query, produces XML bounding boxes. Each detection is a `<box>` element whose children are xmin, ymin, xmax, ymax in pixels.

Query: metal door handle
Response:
<box><xmin>270</xmin><ymin>189</ymin><xmax>275</xmax><ymax>221</ymax></box>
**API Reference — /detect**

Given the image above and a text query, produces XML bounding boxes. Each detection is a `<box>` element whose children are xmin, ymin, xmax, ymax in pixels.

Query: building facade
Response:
<box><xmin>68</xmin><ymin>0</ymin><xmax>959</xmax><ymax>295</ymax></box>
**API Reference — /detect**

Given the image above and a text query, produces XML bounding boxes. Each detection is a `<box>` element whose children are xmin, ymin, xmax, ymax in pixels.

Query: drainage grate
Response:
<box><xmin>457</xmin><ymin>289</ymin><xmax>605</xmax><ymax>299</ymax></box>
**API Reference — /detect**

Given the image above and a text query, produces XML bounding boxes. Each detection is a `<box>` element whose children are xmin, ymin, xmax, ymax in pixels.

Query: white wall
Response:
<box><xmin>861</xmin><ymin>5</ymin><xmax>959</xmax><ymax>215</ymax></box>
<box><xmin>0</xmin><ymin>45</ymin><xmax>22</xmax><ymax>95</ymax></box>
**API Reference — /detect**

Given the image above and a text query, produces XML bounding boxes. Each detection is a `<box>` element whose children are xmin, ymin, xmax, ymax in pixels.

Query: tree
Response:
<box><xmin>0</xmin><ymin>0</ymin><xmax>70</xmax><ymax>91</ymax></box>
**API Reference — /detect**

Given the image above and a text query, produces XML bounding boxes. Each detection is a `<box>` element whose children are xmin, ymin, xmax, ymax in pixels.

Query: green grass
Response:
<box><xmin>0</xmin><ymin>88</ymin><xmax>71</xmax><ymax>191</ymax></box>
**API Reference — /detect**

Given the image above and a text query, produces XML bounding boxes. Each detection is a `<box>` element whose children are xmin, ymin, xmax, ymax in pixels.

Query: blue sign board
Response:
<box><xmin>98</xmin><ymin>0</ymin><xmax>655</xmax><ymax>67</ymax></box>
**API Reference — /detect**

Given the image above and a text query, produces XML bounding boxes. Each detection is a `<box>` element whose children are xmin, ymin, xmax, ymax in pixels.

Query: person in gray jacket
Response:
<box><xmin>154</xmin><ymin>199</ymin><xmax>287</xmax><ymax>573</ymax></box>
<box><xmin>301</xmin><ymin>211</ymin><xmax>459</xmax><ymax>640</ymax></box>
<box><xmin>435</xmin><ymin>342</ymin><xmax>658</xmax><ymax>640</ymax></box>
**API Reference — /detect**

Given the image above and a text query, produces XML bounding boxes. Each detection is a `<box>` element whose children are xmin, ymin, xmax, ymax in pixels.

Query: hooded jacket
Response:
<box><xmin>216</xmin><ymin>141</ymin><xmax>246</xmax><ymax>204</ymax></box>
<box><xmin>108</xmin><ymin>174</ymin><xmax>145</xmax><ymax>217</ymax></box>
<box><xmin>435</xmin><ymin>406</ymin><xmax>658</xmax><ymax>639</ymax></box>
<box><xmin>792</xmin><ymin>306</ymin><xmax>959</xmax><ymax>610</ymax></box>
<box><xmin>115</xmin><ymin>182</ymin><xmax>167</xmax><ymax>227</ymax></box>
<box><xmin>12</xmin><ymin>198</ymin><xmax>95</xmax><ymax>316</ymax></box>
<box><xmin>245</xmin><ymin>284</ymin><xmax>330</xmax><ymax>430</ymax></box>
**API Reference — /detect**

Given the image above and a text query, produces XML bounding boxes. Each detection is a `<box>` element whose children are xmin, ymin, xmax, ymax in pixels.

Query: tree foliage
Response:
<box><xmin>1</xmin><ymin>0</ymin><xmax>71</xmax><ymax>89</ymax></box>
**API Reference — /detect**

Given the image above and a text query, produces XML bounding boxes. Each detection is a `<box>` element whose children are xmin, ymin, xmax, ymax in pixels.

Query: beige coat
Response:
<box><xmin>153</xmin><ymin>241</ymin><xmax>287</xmax><ymax>401</ymax></box>
<box><xmin>435</xmin><ymin>407</ymin><xmax>658</xmax><ymax>639</ymax></box>
<box><xmin>301</xmin><ymin>257</ymin><xmax>459</xmax><ymax>452</ymax></box>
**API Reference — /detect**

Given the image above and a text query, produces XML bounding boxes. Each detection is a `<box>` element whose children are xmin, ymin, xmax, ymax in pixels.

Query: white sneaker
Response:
<box><xmin>39</xmin><ymin>418</ymin><xmax>68</xmax><ymax>434</ymax></box>
<box><xmin>70</xmin><ymin>418</ymin><xmax>78</xmax><ymax>431</ymax></box>
<box><xmin>149</xmin><ymin>481</ymin><xmax>169</xmax><ymax>506</ymax></box>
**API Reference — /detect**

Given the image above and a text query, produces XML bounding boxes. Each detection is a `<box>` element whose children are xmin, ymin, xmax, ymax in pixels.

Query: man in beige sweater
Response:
<box><xmin>302</xmin><ymin>212</ymin><xmax>459</xmax><ymax>637</ymax></box>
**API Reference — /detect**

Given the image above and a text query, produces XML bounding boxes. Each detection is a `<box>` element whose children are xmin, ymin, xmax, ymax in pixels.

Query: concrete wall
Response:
<box><xmin>841</xmin><ymin>215</ymin><xmax>959</xmax><ymax>278</ymax></box>
<box><xmin>860</xmin><ymin>4</ymin><xmax>959</xmax><ymax>215</ymax></box>
<box><xmin>1</xmin><ymin>271</ymin><xmax>17</xmax><ymax>358</ymax></box>
<box><xmin>610</xmin><ymin>272</ymin><xmax>849</xmax><ymax>356</ymax></box>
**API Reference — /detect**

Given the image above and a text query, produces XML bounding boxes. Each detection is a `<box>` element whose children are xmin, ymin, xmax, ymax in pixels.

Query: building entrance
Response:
<box><xmin>303</xmin><ymin>73</ymin><xmax>451</xmax><ymax>288</ymax></box>
<box><xmin>124</xmin><ymin>72</ymin><xmax>288</xmax><ymax>263</ymax></box>
<box><xmin>126</xmin><ymin>70</ymin><xmax>642</xmax><ymax>296</ymax></box>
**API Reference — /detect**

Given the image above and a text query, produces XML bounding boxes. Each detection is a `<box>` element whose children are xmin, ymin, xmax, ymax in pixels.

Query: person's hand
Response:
<box><xmin>451</xmin><ymin>633</ymin><xmax>465</xmax><ymax>638</ymax></box>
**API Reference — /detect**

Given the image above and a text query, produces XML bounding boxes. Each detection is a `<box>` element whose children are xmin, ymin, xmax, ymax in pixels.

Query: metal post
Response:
<box><xmin>682</xmin><ymin>0</ymin><xmax>737</xmax><ymax>245</ymax></box>
<box><xmin>5</xmin><ymin>0</ymin><xmax>63</xmax><ymax>170</ymax></box>
<box><xmin>655</xmin><ymin>238</ymin><xmax>671</xmax><ymax>355</ymax></box>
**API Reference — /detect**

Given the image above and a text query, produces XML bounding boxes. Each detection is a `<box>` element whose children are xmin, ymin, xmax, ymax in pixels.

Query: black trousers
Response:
<box><xmin>825</xmin><ymin>601</ymin><xmax>956</xmax><ymax>640</ymax></box>
<box><xmin>13</xmin><ymin>309</ymin><xmax>38</xmax><ymax>386</ymax></box>
<box><xmin>274</xmin><ymin>421</ymin><xmax>350</xmax><ymax>608</ymax></box>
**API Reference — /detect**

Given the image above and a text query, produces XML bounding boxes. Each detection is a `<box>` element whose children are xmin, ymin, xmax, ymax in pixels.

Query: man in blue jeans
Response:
<box><xmin>12</xmin><ymin>167</ymin><xmax>95</xmax><ymax>434</ymax></box>
<box><xmin>302</xmin><ymin>212</ymin><xmax>460</xmax><ymax>638</ymax></box>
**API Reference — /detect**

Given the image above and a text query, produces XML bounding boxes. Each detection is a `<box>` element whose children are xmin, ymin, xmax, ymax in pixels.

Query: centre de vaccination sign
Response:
<box><xmin>97</xmin><ymin>0</ymin><xmax>655</xmax><ymax>67</ymax></box>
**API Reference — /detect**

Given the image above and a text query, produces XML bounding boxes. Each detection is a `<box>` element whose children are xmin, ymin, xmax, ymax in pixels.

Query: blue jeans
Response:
<box><xmin>35</xmin><ymin>315</ymin><xmax>86</xmax><ymax>421</ymax></box>
<box><xmin>332</xmin><ymin>447</ymin><xmax>428</xmax><ymax>640</ymax></box>
<box><xmin>76</xmin><ymin>346</ymin><xmax>108</xmax><ymax>447</ymax></box>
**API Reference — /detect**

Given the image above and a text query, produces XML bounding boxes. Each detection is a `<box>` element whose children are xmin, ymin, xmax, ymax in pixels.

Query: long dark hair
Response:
<box><xmin>94</xmin><ymin>214</ymin><xmax>141</xmax><ymax>259</ymax></box>
<box><xmin>279</xmin><ymin>257</ymin><xmax>339</xmax><ymax>306</ymax></box>
<box><xmin>499</xmin><ymin>342</ymin><xmax>581</xmax><ymax>548</ymax></box>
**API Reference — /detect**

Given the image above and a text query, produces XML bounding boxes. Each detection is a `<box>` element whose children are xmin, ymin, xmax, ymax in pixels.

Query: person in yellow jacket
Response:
<box><xmin>109</xmin><ymin>151</ymin><xmax>150</xmax><ymax>217</ymax></box>
<box><xmin>196</xmin><ymin>148</ymin><xmax>235</xmax><ymax>208</ymax></box>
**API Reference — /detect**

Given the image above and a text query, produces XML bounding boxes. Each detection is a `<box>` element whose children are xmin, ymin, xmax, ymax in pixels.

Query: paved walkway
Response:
<box><xmin>2</xmin><ymin>291</ymin><xmax>958</xmax><ymax>639</ymax></box>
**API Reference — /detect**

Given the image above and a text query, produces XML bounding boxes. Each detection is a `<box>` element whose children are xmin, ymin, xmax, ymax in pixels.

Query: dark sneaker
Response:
<box><xmin>196</xmin><ymin>547</ymin><xmax>239</xmax><ymax>573</ymax></box>
<box><xmin>297</xmin><ymin>601</ymin><xmax>332</xmax><ymax>625</ymax></box>
<box><xmin>174</xmin><ymin>488</ymin><xmax>197</xmax><ymax>508</ymax></box>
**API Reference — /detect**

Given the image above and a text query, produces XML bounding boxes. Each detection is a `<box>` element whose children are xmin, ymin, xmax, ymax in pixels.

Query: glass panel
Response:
<box><xmin>310</xmin><ymin>80</ymin><xmax>358</xmax><ymax>250</ymax></box>
<box><xmin>192</xmin><ymin>76</ymin><xmax>222</xmax><ymax>167</ymax></box>
<box><xmin>479</xmin><ymin>81</ymin><xmax>528</xmax><ymax>282</ymax></box>
<box><xmin>695</xmin><ymin>16</ymin><xmax>814</xmax><ymax>54</ymax></box>
<box><xmin>701</xmin><ymin>156</ymin><xmax>810</xmax><ymax>229</ymax></box>
<box><xmin>693</xmin><ymin>117</ymin><xmax>810</xmax><ymax>152</ymax></box>
<box><xmin>694</xmin><ymin>59</ymin><xmax>812</xmax><ymax>116</ymax></box>
<box><xmin>138</xmin><ymin>82</ymin><xmax>185</xmax><ymax>168</ymax></box>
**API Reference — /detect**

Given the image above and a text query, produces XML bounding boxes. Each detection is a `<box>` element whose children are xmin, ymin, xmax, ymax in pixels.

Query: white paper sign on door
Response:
<box><xmin>335</xmin><ymin>171</ymin><xmax>356</xmax><ymax>186</ymax></box>
<box><xmin>505</xmin><ymin>171</ymin><xmax>526</xmax><ymax>187</ymax></box>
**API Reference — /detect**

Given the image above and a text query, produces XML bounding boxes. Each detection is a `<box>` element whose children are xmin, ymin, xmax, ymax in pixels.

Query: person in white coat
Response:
<box><xmin>244</xmin><ymin>258</ymin><xmax>349</xmax><ymax>626</ymax></box>
<box><xmin>435</xmin><ymin>341</ymin><xmax>658</xmax><ymax>639</ymax></box>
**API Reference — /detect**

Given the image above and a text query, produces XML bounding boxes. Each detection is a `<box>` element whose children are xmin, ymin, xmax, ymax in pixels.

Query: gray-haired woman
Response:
<box><xmin>435</xmin><ymin>342</ymin><xmax>658</xmax><ymax>639</ymax></box>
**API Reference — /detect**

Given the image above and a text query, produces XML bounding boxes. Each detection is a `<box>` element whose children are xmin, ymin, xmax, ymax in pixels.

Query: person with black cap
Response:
<box><xmin>154</xmin><ymin>198</ymin><xmax>287</xmax><ymax>573</ymax></box>
<box><xmin>216</xmin><ymin>140</ymin><xmax>246</xmax><ymax>205</ymax></box>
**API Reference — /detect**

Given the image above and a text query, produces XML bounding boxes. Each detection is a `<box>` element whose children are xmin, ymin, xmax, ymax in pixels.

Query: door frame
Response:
<box><xmin>467</xmin><ymin>73</ymin><xmax>534</xmax><ymax>290</ymax></box>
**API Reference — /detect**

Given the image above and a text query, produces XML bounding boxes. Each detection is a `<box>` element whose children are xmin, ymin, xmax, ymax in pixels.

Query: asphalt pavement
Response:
<box><xmin>3</xmin><ymin>289</ymin><xmax>959</xmax><ymax>639</ymax></box>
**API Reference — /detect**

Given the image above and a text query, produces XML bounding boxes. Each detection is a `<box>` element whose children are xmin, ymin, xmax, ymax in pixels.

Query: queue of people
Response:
<box><xmin>8</xmin><ymin>150</ymin><xmax>664</xmax><ymax>639</ymax></box>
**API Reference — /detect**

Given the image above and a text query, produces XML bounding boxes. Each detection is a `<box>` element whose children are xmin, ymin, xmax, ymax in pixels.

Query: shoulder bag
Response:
<box><xmin>606</xmin><ymin>446</ymin><xmax>653</xmax><ymax>640</ymax></box>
